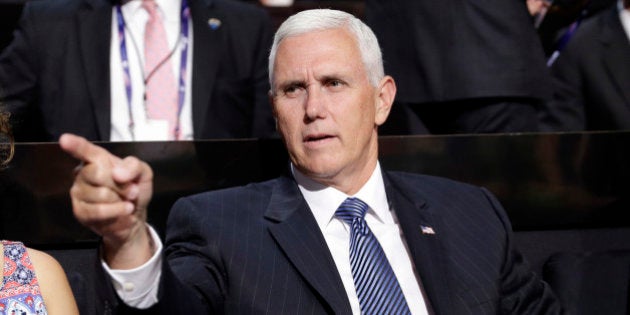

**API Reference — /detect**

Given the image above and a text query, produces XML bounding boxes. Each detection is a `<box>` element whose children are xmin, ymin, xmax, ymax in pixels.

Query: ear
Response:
<box><xmin>374</xmin><ymin>76</ymin><xmax>396</xmax><ymax>126</ymax></box>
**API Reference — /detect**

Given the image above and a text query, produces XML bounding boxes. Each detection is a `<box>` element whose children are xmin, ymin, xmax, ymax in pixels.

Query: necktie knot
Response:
<box><xmin>335</xmin><ymin>197</ymin><xmax>368</xmax><ymax>225</ymax></box>
<box><xmin>142</xmin><ymin>0</ymin><xmax>158</xmax><ymax>14</ymax></box>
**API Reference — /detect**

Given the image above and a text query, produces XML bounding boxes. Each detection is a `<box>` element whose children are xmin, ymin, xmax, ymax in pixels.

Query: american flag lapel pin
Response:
<box><xmin>208</xmin><ymin>18</ymin><xmax>222</xmax><ymax>30</ymax></box>
<box><xmin>420</xmin><ymin>225</ymin><xmax>436</xmax><ymax>235</ymax></box>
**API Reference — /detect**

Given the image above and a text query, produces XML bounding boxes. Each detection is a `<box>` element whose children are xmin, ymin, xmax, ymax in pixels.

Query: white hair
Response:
<box><xmin>268</xmin><ymin>9</ymin><xmax>384</xmax><ymax>88</ymax></box>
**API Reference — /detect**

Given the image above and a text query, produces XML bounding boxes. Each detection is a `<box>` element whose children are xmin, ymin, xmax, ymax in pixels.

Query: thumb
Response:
<box><xmin>113</xmin><ymin>156</ymin><xmax>154</xmax><ymax>201</ymax></box>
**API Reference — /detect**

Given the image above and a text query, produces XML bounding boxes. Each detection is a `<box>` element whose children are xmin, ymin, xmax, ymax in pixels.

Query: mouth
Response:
<box><xmin>303</xmin><ymin>134</ymin><xmax>335</xmax><ymax>143</ymax></box>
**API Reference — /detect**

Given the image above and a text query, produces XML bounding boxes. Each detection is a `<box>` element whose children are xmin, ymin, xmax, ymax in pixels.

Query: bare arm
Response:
<box><xmin>28</xmin><ymin>248</ymin><xmax>80</xmax><ymax>315</ymax></box>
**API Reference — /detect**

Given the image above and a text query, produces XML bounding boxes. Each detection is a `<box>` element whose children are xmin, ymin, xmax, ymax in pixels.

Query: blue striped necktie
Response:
<box><xmin>336</xmin><ymin>197</ymin><xmax>411</xmax><ymax>315</ymax></box>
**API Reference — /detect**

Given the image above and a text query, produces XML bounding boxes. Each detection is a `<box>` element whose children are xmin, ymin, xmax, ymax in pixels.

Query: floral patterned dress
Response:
<box><xmin>0</xmin><ymin>241</ymin><xmax>47</xmax><ymax>315</ymax></box>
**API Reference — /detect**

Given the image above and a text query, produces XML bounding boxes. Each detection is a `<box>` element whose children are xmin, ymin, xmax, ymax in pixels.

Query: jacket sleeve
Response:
<box><xmin>0</xmin><ymin>3</ymin><xmax>46</xmax><ymax>141</ymax></box>
<box><xmin>481</xmin><ymin>188</ymin><xmax>564</xmax><ymax>314</ymax></box>
<box><xmin>116</xmin><ymin>197</ymin><xmax>221</xmax><ymax>314</ymax></box>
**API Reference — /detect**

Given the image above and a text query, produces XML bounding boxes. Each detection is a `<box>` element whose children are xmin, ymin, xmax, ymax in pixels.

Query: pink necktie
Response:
<box><xmin>143</xmin><ymin>0</ymin><xmax>178</xmax><ymax>140</ymax></box>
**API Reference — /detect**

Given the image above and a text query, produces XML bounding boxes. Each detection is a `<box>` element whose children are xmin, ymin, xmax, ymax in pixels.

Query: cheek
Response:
<box><xmin>275</xmin><ymin>99</ymin><xmax>304</xmax><ymax>120</ymax></box>
<box><xmin>276</xmin><ymin>118</ymin><xmax>291</xmax><ymax>139</ymax></box>
<box><xmin>276</xmin><ymin>115</ymin><xmax>300</xmax><ymax>143</ymax></box>
<box><xmin>350</xmin><ymin>97</ymin><xmax>377</xmax><ymax>127</ymax></box>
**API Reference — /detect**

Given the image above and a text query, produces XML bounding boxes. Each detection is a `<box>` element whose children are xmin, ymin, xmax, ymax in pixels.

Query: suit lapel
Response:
<box><xmin>189</xmin><ymin>0</ymin><xmax>223</xmax><ymax>137</ymax></box>
<box><xmin>265</xmin><ymin>175</ymin><xmax>353</xmax><ymax>314</ymax></box>
<box><xmin>77</xmin><ymin>0</ymin><xmax>113</xmax><ymax>140</ymax></box>
<box><xmin>601</xmin><ymin>9</ymin><xmax>630</xmax><ymax>106</ymax></box>
<box><xmin>384</xmin><ymin>172</ymin><xmax>453</xmax><ymax>315</ymax></box>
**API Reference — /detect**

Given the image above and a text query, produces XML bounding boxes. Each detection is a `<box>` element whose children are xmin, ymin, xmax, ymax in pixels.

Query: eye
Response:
<box><xmin>282</xmin><ymin>83</ymin><xmax>305</xmax><ymax>98</ymax></box>
<box><xmin>325</xmin><ymin>79</ymin><xmax>345</xmax><ymax>90</ymax></box>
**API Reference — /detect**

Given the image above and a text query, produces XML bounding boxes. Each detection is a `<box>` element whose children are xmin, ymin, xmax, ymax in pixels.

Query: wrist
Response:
<box><xmin>103</xmin><ymin>224</ymin><xmax>155</xmax><ymax>269</ymax></box>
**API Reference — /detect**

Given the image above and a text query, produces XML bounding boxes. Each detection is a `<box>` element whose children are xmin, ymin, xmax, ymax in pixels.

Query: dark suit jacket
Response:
<box><xmin>543</xmin><ymin>250</ymin><xmax>630</xmax><ymax>315</ymax></box>
<box><xmin>103</xmin><ymin>171</ymin><xmax>561</xmax><ymax>314</ymax></box>
<box><xmin>365</xmin><ymin>0</ymin><xmax>553</xmax><ymax>104</ymax></box>
<box><xmin>0</xmin><ymin>0</ymin><xmax>275</xmax><ymax>141</ymax></box>
<box><xmin>541</xmin><ymin>6</ymin><xmax>630</xmax><ymax>131</ymax></box>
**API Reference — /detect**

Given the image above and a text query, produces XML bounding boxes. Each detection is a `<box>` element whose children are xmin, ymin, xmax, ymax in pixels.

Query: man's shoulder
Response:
<box><xmin>569</xmin><ymin>6</ymin><xmax>618</xmax><ymax>45</ymax></box>
<box><xmin>386</xmin><ymin>171</ymin><xmax>479</xmax><ymax>191</ymax></box>
<box><xmin>24</xmin><ymin>0</ymin><xmax>108</xmax><ymax>16</ymax></box>
<box><xmin>384</xmin><ymin>171</ymin><xmax>494</xmax><ymax>205</ymax></box>
<box><xmin>13</xmin><ymin>0</ymin><xmax>109</xmax><ymax>38</ymax></box>
<box><xmin>200</xmin><ymin>0</ymin><xmax>270</xmax><ymax>20</ymax></box>
<box><xmin>182</xmin><ymin>176</ymin><xmax>284</xmax><ymax>202</ymax></box>
<box><xmin>192</xmin><ymin>0</ymin><xmax>272</xmax><ymax>39</ymax></box>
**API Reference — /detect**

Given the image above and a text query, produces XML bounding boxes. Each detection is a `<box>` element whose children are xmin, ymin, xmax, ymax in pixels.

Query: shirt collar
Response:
<box><xmin>121</xmin><ymin>0</ymin><xmax>182</xmax><ymax>23</ymax></box>
<box><xmin>292</xmin><ymin>162</ymin><xmax>391</xmax><ymax>231</ymax></box>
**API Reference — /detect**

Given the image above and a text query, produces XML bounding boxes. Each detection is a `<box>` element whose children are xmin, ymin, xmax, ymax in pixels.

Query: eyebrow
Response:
<box><xmin>319</xmin><ymin>72</ymin><xmax>346</xmax><ymax>80</ymax></box>
<box><xmin>276</xmin><ymin>80</ymin><xmax>307</xmax><ymax>91</ymax></box>
<box><xmin>274</xmin><ymin>72</ymin><xmax>350</xmax><ymax>92</ymax></box>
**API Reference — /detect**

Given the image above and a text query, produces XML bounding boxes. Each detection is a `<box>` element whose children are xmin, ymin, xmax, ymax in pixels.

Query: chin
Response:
<box><xmin>299</xmin><ymin>159</ymin><xmax>341</xmax><ymax>179</ymax></box>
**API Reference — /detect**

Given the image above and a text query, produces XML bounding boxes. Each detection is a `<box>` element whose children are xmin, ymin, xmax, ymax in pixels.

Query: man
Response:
<box><xmin>541</xmin><ymin>0</ymin><xmax>630</xmax><ymax>131</ymax></box>
<box><xmin>0</xmin><ymin>0</ymin><xmax>275</xmax><ymax>141</ymax></box>
<box><xmin>61</xmin><ymin>9</ymin><xmax>561</xmax><ymax>314</ymax></box>
<box><xmin>365</xmin><ymin>0</ymin><xmax>552</xmax><ymax>134</ymax></box>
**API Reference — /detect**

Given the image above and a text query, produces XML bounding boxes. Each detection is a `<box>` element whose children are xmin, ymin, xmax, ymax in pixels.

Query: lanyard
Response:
<box><xmin>547</xmin><ymin>0</ymin><xmax>591</xmax><ymax>67</ymax></box>
<box><xmin>115</xmin><ymin>0</ymin><xmax>190</xmax><ymax>140</ymax></box>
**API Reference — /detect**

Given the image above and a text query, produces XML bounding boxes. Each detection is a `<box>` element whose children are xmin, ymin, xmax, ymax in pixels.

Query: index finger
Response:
<box><xmin>59</xmin><ymin>133</ymin><xmax>115</xmax><ymax>164</ymax></box>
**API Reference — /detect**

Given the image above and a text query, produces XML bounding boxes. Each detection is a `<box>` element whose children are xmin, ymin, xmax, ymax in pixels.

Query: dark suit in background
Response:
<box><xmin>104</xmin><ymin>172</ymin><xmax>561</xmax><ymax>314</ymax></box>
<box><xmin>366</xmin><ymin>0</ymin><xmax>553</xmax><ymax>134</ymax></box>
<box><xmin>541</xmin><ymin>5</ymin><xmax>630</xmax><ymax>131</ymax></box>
<box><xmin>0</xmin><ymin>0</ymin><xmax>275</xmax><ymax>141</ymax></box>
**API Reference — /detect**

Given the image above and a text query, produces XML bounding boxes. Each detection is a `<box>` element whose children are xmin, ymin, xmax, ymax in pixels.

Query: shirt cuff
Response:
<box><xmin>102</xmin><ymin>224</ymin><xmax>163</xmax><ymax>309</ymax></box>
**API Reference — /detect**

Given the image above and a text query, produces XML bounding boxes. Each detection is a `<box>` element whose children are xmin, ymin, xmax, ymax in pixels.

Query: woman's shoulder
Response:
<box><xmin>28</xmin><ymin>247</ymin><xmax>79</xmax><ymax>314</ymax></box>
<box><xmin>0</xmin><ymin>240</ymin><xmax>65</xmax><ymax>287</ymax></box>
<box><xmin>25</xmin><ymin>247</ymin><xmax>65</xmax><ymax>277</ymax></box>
<box><xmin>0</xmin><ymin>241</ymin><xmax>63</xmax><ymax>276</ymax></box>
<box><xmin>0</xmin><ymin>240</ymin><xmax>79</xmax><ymax>314</ymax></box>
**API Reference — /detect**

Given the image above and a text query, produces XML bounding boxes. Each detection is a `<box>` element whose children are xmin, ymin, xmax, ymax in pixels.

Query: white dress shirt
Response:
<box><xmin>294</xmin><ymin>163</ymin><xmax>429</xmax><ymax>315</ymax></box>
<box><xmin>104</xmin><ymin>226</ymin><xmax>162</xmax><ymax>308</ymax></box>
<box><xmin>109</xmin><ymin>0</ymin><xmax>194</xmax><ymax>141</ymax></box>
<box><xmin>107</xmin><ymin>162</ymin><xmax>429</xmax><ymax>313</ymax></box>
<box><xmin>619</xmin><ymin>0</ymin><xmax>630</xmax><ymax>42</ymax></box>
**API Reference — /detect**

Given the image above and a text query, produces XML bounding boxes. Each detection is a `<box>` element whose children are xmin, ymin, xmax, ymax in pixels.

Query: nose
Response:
<box><xmin>304</xmin><ymin>86</ymin><xmax>327</xmax><ymax>121</ymax></box>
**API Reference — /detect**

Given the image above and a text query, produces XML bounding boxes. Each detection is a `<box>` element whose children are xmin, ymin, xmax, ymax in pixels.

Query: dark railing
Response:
<box><xmin>2</xmin><ymin>132</ymin><xmax>630</xmax><ymax>314</ymax></box>
<box><xmin>2</xmin><ymin>132</ymin><xmax>630</xmax><ymax>247</ymax></box>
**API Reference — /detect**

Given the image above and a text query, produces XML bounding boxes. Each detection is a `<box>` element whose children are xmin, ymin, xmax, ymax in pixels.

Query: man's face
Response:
<box><xmin>271</xmin><ymin>27</ymin><xmax>394</xmax><ymax>191</ymax></box>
